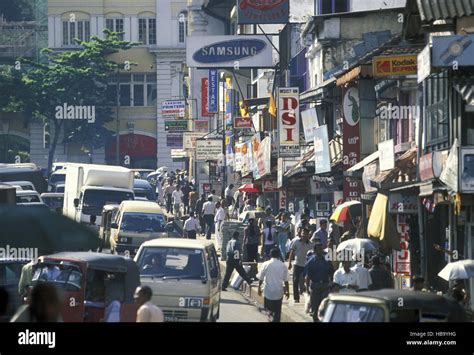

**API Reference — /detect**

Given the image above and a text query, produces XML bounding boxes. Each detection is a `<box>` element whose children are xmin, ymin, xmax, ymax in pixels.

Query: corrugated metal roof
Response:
<box><xmin>417</xmin><ymin>0</ymin><xmax>474</xmax><ymax>22</ymax></box>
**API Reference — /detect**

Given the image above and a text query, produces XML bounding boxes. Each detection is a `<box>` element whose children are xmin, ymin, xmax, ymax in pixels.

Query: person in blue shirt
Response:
<box><xmin>304</xmin><ymin>242</ymin><xmax>334</xmax><ymax>322</ymax></box>
<box><xmin>222</xmin><ymin>231</ymin><xmax>252</xmax><ymax>291</ymax></box>
<box><xmin>311</xmin><ymin>219</ymin><xmax>328</xmax><ymax>249</ymax></box>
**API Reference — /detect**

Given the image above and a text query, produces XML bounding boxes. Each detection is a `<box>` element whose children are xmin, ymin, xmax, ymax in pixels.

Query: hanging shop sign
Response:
<box><xmin>301</xmin><ymin>108</ymin><xmax>318</xmax><ymax>143</ymax></box>
<box><xmin>394</xmin><ymin>215</ymin><xmax>411</xmax><ymax>275</ymax></box>
<box><xmin>419</xmin><ymin>151</ymin><xmax>444</xmax><ymax>181</ymax></box>
<box><xmin>278</xmin><ymin>87</ymin><xmax>300</xmax><ymax>157</ymax></box>
<box><xmin>279</xmin><ymin>190</ymin><xmax>287</xmax><ymax>210</ymax></box>
<box><xmin>431</xmin><ymin>34</ymin><xmax>474</xmax><ymax>67</ymax></box>
<box><xmin>418</xmin><ymin>44</ymin><xmax>431</xmax><ymax>84</ymax></box>
<box><xmin>314</xmin><ymin>125</ymin><xmax>331</xmax><ymax>174</ymax></box>
<box><xmin>256</xmin><ymin>137</ymin><xmax>272</xmax><ymax>178</ymax></box>
<box><xmin>372</xmin><ymin>55</ymin><xmax>417</xmax><ymax>77</ymax></box>
<box><xmin>440</xmin><ymin>139</ymin><xmax>458</xmax><ymax>192</ymax></box>
<box><xmin>234</xmin><ymin>143</ymin><xmax>245</xmax><ymax>172</ymax></box>
<box><xmin>194</xmin><ymin>120</ymin><xmax>209</xmax><ymax>133</ymax></box>
<box><xmin>363</xmin><ymin>161</ymin><xmax>379</xmax><ymax>193</ymax></box>
<box><xmin>183</xmin><ymin>132</ymin><xmax>204</xmax><ymax>150</ymax></box>
<box><xmin>187</xmin><ymin>36</ymin><xmax>273</xmax><ymax>68</ymax></box>
<box><xmin>171</xmin><ymin>149</ymin><xmax>188</xmax><ymax>162</ymax></box>
<box><xmin>195</xmin><ymin>139</ymin><xmax>223</xmax><ymax>161</ymax></box>
<box><xmin>250</xmin><ymin>133</ymin><xmax>261</xmax><ymax>176</ymax></box>
<box><xmin>263</xmin><ymin>179</ymin><xmax>279</xmax><ymax>192</ymax></box>
<box><xmin>234</xmin><ymin>116</ymin><xmax>253</xmax><ymax>129</ymax></box>
<box><xmin>237</xmin><ymin>0</ymin><xmax>290</xmax><ymax>24</ymax></box>
<box><xmin>388</xmin><ymin>193</ymin><xmax>418</xmax><ymax>214</ymax></box>
<box><xmin>342</xmin><ymin>84</ymin><xmax>361</xmax><ymax>201</ymax></box>
<box><xmin>378</xmin><ymin>139</ymin><xmax>395</xmax><ymax>171</ymax></box>
<box><xmin>226</xmin><ymin>130</ymin><xmax>234</xmax><ymax>167</ymax></box>
<box><xmin>165</xmin><ymin>120</ymin><xmax>188</xmax><ymax>132</ymax></box>
<box><xmin>208</xmin><ymin>69</ymin><xmax>219</xmax><ymax>113</ymax></box>
<box><xmin>162</xmin><ymin>100</ymin><xmax>185</xmax><ymax>118</ymax></box>
<box><xmin>201</xmin><ymin>78</ymin><xmax>214</xmax><ymax>117</ymax></box>
<box><xmin>166</xmin><ymin>134</ymin><xmax>183</xmax><ymax>148</ymax></box>
<box><xmin>460</xmin><ymin>147</ymin><xmax>474</xmax><ymax>192</ymax></box>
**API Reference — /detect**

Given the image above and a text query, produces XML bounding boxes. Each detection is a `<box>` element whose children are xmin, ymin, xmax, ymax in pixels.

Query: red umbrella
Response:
<box><xmin>238</xmin><ymin>183</ymin><xmax>261</xmax><ymax>193</ymax></box>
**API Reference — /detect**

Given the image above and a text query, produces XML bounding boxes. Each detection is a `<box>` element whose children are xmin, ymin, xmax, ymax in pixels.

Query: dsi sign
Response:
<box><xmin>187</xmin><ymin>36</ymin><xmax>273</xmax><ymax>68</ymax></box>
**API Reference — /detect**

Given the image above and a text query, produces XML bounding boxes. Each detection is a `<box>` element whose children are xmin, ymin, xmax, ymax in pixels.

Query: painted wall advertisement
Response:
<box><xmin>278</xmin><ymin>87</ymin><xmax>300</xmax><ymax>157</ymax></box>
<box><xmin>195</xmin><ymin>139</ymin><xmax>223</xmax><ymax>161</ymax></box>
<box><xmin>314</xmin><ymin>125</ymin><xmax>331</xmax><ymax>174</ymax></box>
<box><xmin>342</xmin><ymin>84</ymin><xmax>361</xmax><ymax>201</ymax></box>
<box><xmin>256</xmin><ymin>136</ymin><xmax>271</xmax><ymax>179</ymax></box>
<box><xmin>162</xmin><ymin>100</ymin><xmax>185</xmax><ymax>118</ymax></box>
<box><xmin>208</xmin><ymin>69</ymin><xmax>219</xmax><ymax>113</ymax></box>
<box><xmin>237</xmin><ymin>0</ymin><xmax>290</xmax><ymax>24</ymax></box>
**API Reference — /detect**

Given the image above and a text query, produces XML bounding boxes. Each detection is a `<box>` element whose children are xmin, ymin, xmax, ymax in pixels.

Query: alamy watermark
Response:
<box><xmin>379</xmin><ymin>103</ymin><xmax>420</xmax><ymax>120</ymax></box>
<box><xmin>0</xmin><ymin>245</ymin><xmax>38</xmax><ymax>262</ymax></box>
<box><xmin>55</xmin><ymin>103</ymin><xmax>96</xmax><ymax>123</ymax></box>
<box><xmin>324</xmin><ymin>247</ymin><xmax>365</xmax><ymax>263</ymax></box>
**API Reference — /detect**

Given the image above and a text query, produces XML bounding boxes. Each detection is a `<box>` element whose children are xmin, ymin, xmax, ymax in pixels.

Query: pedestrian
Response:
<box><xmin>243</xmin><ymin>218</ymin><xmax>260</xmax><ymax>263</ymax></box>
<box><xmin>183</xmin><ymin>212</ymin><xmax>200</xmax><ymax>239</ymax></box>
<box><xmin>304</xmin><ymin>242</ymin><xmax>334</xmax><ymax>321</ymax></box>
<box><xmin>222</xmin><ymin>232</ymin><xmax>252</xmax><ymax>291</ymax></box>
<box><xmin>311</xmin><ymin>219</ymin><xmax>328</xmax><ymax>248</ymax></box>
<box><xmin>156</xmin><ymin>176</ymin><xmax>164</xmax><ymax>205</ymax></box>
<box><xmin>242</xmin><ymin>199</ymin><xmax>253</xmax><ymax>212</ymax></box>
<box><xmin>11</xmin><ymin>283</ymin><xmax>62</xmax><ymax>322</ymax></box>
<box><xmin>368</xmin><ymin>255</ymin><xmax>394</xmax><ymax>290</ymax></box>
<box><xmin>225</xmin><ymin>184</ymin><xmax>235</xmax><ymax>208</ymax></box>
<box><xmin>134</xmin><ymin>286</ymin><xmax>164</xmax><ymax>322</ymax></box>
<box><xmin>261</xmin><ymin>220</ymin><xmax>278</xmax><ymax>261</ymax></box>
<box><xmin>172</xmin><ymin>185</ymin><xmax>184</xmax><ymax>218</ymax></box>
<box><xmin>351</xmin><ymin>259</ymin><xmax>372</xmax><ymax>292</ymax></box>
<box><xmin>256</xmin><ymin>192</ymin><xmax>265</xmax><ymax>210</ymax></box>
<box><xmin>232</xmin><ymin>189</ymin><xmax>242</xmax><ymax>218</ymax></box>
<box><xmin>258</xmin><ymin>206</ymin><xmax>275</xmax><ymax>231</ymax></box>
<box><xmin>195</xmin><ymin>193</ymin><xmax>206</xmax><ymax>236</ymax></box>
<box><xmin>333</xmin><ymin>261</ymin><xmax>359</xmax><ymax>293</ymax></box>
<box><xmin>317</xmin><ymin>282</ymin><xmax>340</xmax><ymax>321</ymax></box>
<box><xmin>257</xmin><ymin>248</ymin><xmax>290</xmax><ymax>322</ymax></box>
<box><xmin>288</xmin><ymin>227</ymin><xmax>315</xmax><ymax>303</ymax></box>
<box><xmin>208</xmin><ymin>189</ymin><xmax>219</xmax><ymax>204</ymax></box>
<box><xmin>188</xmin><ymin>187</ymin><xmax>198</xmax><ymax>214</ymax></box>
<box><xmin>328</xmin><ymin>220</ymin><xmax>341</xmax><ymax>244</ymax></box>
<box><xmin>181</xmin><ymin>182</ymin><xmax>191</xmax><ymax>215</ymax></box>
<box><xmin>275</xmin><ymin>212</ymin><xmax>291</xmax><ymax>261</ymax></box>
<box><xmin>164</xmin><ymin>179</ymin><xmax>175</xmax><ymax>214</ymax></box>
<box><xmin>201</xmin><ymin>196</ymin><xmax>215</xmax><ymax>240</ymax></box>
<box><xmin>214</xmin><ymin>201</ymin><xmax>226</xmax><ymax>252</ymax></box>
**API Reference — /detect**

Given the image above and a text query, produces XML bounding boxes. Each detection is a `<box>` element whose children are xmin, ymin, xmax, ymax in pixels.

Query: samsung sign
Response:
<box><xmin>187</xmin><ymin>36</ymin><xmax>274</xmax><ymax>68</ymax></box>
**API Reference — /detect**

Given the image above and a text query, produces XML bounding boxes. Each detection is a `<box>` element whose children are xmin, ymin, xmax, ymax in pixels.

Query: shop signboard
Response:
<box><xmin>301</xmin><ymin>107</ymin><xmax>318</xmax><ymax>143</ymax></box>
<box><xmin>256</xmin><ymin>137</ymin><xmax>271</xmax><ymax>178</ymax></box>
<box><xmin>388</xmin><ymin>193</ymin><xmax>418</xmax><ymax>214</ymax></box>
<box><xmin>373</xmin><ymin>54</ymin><xmax>417</xmax><ymax>77</ymax></box>
<box><xmin>201</xmin><ymin>78</ymin><xmax>214</xmax><ymax>117</ymax></box>
<box><xmin>431</xmin><ymin>35</ymin><xmax>474</xmax><ymax>67</ymax></box>
<box><xmin>314</xmin><ymin>125</ymin><xmax>331</xmax><ymax>174</ymax></box>
<box><xmin>162</xmin><ymin>100</ymin><xmax>185</xmax><ymax>118</ymax></box>
<box><xmin>418</xmin><ymin>44</ymin><xmax>431</xmax><ymax>83</ymax></box>
<box><xmin>165</xmin><ymin>120</ymin><xmax>188</xmax><ymax>132</ymax></box>
<box><xmin>166</xmin><ymin>134</ymin><xmax>183</xmax><ymax>148</ymax></box>
<box><xmin>195</xmin><ymin>139</ymin><xmax>223</xmax><ymax>161</ymax></box>
<box><xmin>263</xmin><ymin>179</ymin><xmax>278</xmax><ymax>192</ymax></box>
<box><xmin>234</xmin><ymin>116</ymin><xmax>253</xmax><ymax>129</ymax></box>
<box><xmin>208</xmin><ymin>69</ymin><xmax>219</xmax><ymax>113</ymax></box>
<box><xmin>194</xmin><ymin>120</ymin><xmax>209</xmax><ymax>133</ymax></box>
<box><xmin>183</xmin><ymin>132</ymin><xmax>204</xmax><ymax>150</ymax></box>
<box><xmin>394</xmin><ymin>215</ymin><xmax>411</xmax><ymax>275</ymax></box>
<box><xmin>278</xmin><ymin>87</ymin><xmax>300</xmax><ymax>157</ymax></box>
<box><xmin>378</xmin><ymin>139</ymin><xmax>395</xmax><ymax>171</ymax></box>
<box><xmin>419</xmin><ymin>151</ymin><xmax>444</xmax><ymax>181</ymax></box>
<box><xmin>440</xmin><ymin>139</ymin><xmax>458</xmax><ymax>192</ymax></box>
<box><xmin>237</xmin><ymin>0</ymin><xmax>290</xmax><ymax>24</ymax></box>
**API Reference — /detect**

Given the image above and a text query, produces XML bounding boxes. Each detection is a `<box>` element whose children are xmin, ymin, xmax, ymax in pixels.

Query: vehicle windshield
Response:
<box><xmin>134</xmin><ymin>189</ymin><xmax>151</xmax><ymax>200</ymax></box>
<box><xmin>16</xmin><ymin>194</ymin><xmax>41</xmax><ymax>203</ymax></box>
<box><xmin>32</xmin><ymin>264</ymin><xmax>83</xmax><ymax>291</ymax></box>
<box><xmin>121</xmin><ymin>212</ymin><xmax>166</xmax><ymax>233</ymax></box>
<box><xmin>50</xmin><ymin>173</ymin><xmax>65</xmax><ymax>184</ymax></box>
<box><xmin>138</xmin><ymin>247</ymin><xmax>205</xmax><ymax>280</ymax></box>
<box><xmin>82</xmin><ymin>190</ymin><xmax>134</xmax><ymax>214</ymax></box>
<box><xmin>323</xmin><ymin>302</ymin><xmax>385</xmax><ymax>322</ymax></box>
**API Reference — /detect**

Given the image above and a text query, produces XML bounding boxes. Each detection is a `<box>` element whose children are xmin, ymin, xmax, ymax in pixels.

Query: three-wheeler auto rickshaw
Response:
<box><xmin>29</xmin><ymin>252</ymin><xmax>140</xmax><ymax>322</ymax></box>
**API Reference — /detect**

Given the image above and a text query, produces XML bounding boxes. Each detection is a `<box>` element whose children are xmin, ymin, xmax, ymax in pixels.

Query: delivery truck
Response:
<box><xmin>63</xmin><ymin>163</ymin><xmax>135</xmax><ymax>227</ymax></box>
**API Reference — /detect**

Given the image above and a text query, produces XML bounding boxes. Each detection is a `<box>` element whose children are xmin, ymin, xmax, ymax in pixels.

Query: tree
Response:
<box><xmin>0</xmin><ymin>30</ymin><xmax>137</xmax><ymax>172</ymax></box>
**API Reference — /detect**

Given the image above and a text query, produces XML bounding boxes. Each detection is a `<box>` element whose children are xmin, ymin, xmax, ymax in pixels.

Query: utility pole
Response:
<box><xmin>115</xmin><ymin>67</ymin><xmax>120</xmax><ymax>166</ymax></box>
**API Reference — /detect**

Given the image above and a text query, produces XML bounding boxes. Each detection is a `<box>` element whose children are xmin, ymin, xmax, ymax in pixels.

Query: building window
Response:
<box><xmin>425</xmin><ymin>73</ymin><xmax>449</xmax><ymax>148</ymax></box>
<box><xmin>318</xmin><ymin>0</ymin><xmax>349</xmax><ymax>14</ymax></box>
<box><xmin>138</xmin><ymin>18</ymin><xmax>156</xmax><ymax>45</ymax></box>
<box><xmin>106</xmin><ymin>18</ymin><xmax>124</xmax><ymax>40</ymax></box>
<box><xmin>62</xmin><ymin>20</ymin><xmax>90</xmax><ymax>46</ymax></box>
<box><xmin>178</xmin><ymin>12</ymin><xmax>187</xmax><ymax>43</ymax></box>
<box><xmin>109</xmin><ymin>74</ymin><xmax>157</xmax><ymax>107</ymax></box>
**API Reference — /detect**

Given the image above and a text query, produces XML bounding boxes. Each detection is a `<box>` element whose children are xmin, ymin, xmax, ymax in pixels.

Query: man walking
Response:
<box><xmin>368</xmin><ymin>256</ymin><xmax>394</xmax><ymax>290</ymax></box>
<box><xmin>257</xmin><ymin>248</ymin><xmax>290</xmax><ymax>322</ymax></box>
<box><xmin>311</xmin><ymin>219</ymin><xmax>328</xmax><ymax>248</ymax></box>
<box><xmin>333</xmin><ymin>261</ymin><xmax>359</xmax><ymax>293</ymax></box>
<box><xmin>164</xmin><ymin>179</ymin><xmax>174</xmax><ymax>214</ymax></box>
<box><xmin>201</xmin><ymin>196</ymin><xmax>215</xmax><ymax>240</ymax></box>
<box><xmin>288</xmin><ymin>227</ymin><xmax>314</xmax><ymax>303</ymax></box>
<box><xmin>188</xmin><ymin>187</ymin><xmax>198</xmax><ymax>214</ymax></box>
<box><xmin>195</xmin><ymin>193</ymin><xmax>206</xmax><ymax>236</ymax></box>
<box><xmin>134</xmin><ymin>286</ymin><xmax>164</xmax><ymax>322</ymax></box>
<box><xmin>172</xmin><ymin>185</ymin><xmax>184</xmax><ymax>218</ymax></box>
<box><xmin>183</xmin><ymin>212</ymin><xmax>200</xmax><ymax>239</ymax></box>
<box><xmin>214</xmin><ymin>201</ymin><xmax>226</xmax><ymax>251</ymax></box>
<box><xmin>222</xmin><ymin>232</ymin><xmax>252</xmax><ymax>291</ymax></box>
<box><xmin>304</xmin><ymin>243</ymin><xmax>334</xmax><ymax>321</ymax></box>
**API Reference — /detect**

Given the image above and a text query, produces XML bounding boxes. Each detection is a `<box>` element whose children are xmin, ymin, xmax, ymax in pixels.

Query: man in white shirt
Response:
<box><xmin>201</xmin><ymin>197</ymin><xmax>215</xmax><ymax>240</ymax></box>
<box><xmin>257</xmin><ymin>248</ymin><xmax>290</xmax><ymax>322</ymax></box>
<box><xmin>214</xmin><ymin>201</ymin><xmax>226</xmax><ymax>251</ymax></box>
<box><xmin>183</xmin><ymin>212</ymin><xmax>200</xmax><ymax>239</ymax></box>
<box><xmin>134</xmin><ymin>286</ymin><xmax>164</xmax><ymax>322</ymax></box>
<box><xmin>172</xmin><ymin>185</ymin><xmax>184</xmax><ymax>217</ymax></box>
<box><xmin>333</xmin><ymin>261</ymin><xmax>359</xmax><ymax>293</ymax></box>
<box><xmin>351</xmin><ymin>261</ymin><xmax>372</xmax><ymax>291</ymax></box>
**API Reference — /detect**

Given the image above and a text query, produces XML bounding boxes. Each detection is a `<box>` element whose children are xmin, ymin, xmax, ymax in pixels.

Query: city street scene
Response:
<box><xmin>0</xmin><ymin>0</ymin><xmax>474</xmax><ymax>328</ymax></box>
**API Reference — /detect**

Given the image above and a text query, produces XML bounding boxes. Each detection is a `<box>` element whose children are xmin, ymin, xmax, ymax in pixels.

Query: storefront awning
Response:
<box><xmin>336</xmin><ymin>65</ymin><xmax>373</xmax><ymax>87</ymax></box>
<box><xmin>300</xmin><ymin>77</ymin><xmax>336</xmax><ymax>103</ymax></box>
<box><xmin>417</xmin><ymin>0</ymin><xmax>474</xmax><ymax>22</ymax></box>
<box><xmin>370</xmin><ymin>146</ymin><xmax>417</xmax><ymax>189</ymax></box>
<box><xmin>284</xmin><ymin>148</ymin><xmax>315</xmax><ymax>179</ymax></box>
<box><xmin>345</xmin><ymin>151</ymin><xmax>380</xmax><ymax>177</ymax></box>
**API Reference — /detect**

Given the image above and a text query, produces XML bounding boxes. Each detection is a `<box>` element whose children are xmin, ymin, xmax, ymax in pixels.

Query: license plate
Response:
<box><xmin>164</xmin><ymin>316</ymin><xmax>179</xmax><ymax>322</ymax></box>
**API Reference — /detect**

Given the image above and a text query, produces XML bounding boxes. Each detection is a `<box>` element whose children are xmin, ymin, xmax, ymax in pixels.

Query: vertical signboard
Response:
<box><xmin>226</xmin><ymin>130</ymin><xmax>234</xmax><ymax>167</ymax></box>
<box><xmin>314</xmin><ymin>125</ymin><xmax>331</xmax><ymax>174</ymax></box>
<box><xmin>256</xmin><ymin>136</ymin><xmax>271</xmax><ymax>179</ymax></box>
<box><xmin>278</xmin><ymin>87</ymin><xmax>300</xmax><ymax>157</ymax></box>
<box><xmin>201</xmin><ymin>78</ymin><xmax>213</xmax><ymax>117</ymax></box>
<box><xmin>394</xmin><ymin>215</ymin><xmax>411</xmax><ymax>275</ymax></box>
<box><xmin>342</xmin><ymin>84</ymin><xmax>361</xmax><ymax>201</ymax></box>
<box><xmin>378</xmin><ymin>139</ymin><xmax>395</xmax><ymax>171</ymax></box>
<box><xmin>208</xmin><ymin>69</ymin><xmax>218</xmax><ymax>113</ymax></box>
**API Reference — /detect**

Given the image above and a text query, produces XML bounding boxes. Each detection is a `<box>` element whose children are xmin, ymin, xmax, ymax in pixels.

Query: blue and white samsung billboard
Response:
<box><xmin>187</xmin><ymin>36</ymin><xmax>274</xmax><ymax>68</ymax></box>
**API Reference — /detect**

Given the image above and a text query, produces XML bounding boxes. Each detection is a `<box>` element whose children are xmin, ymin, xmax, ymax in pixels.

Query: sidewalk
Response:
<box><xmin>219</xmin><ymin>259</ymin><xmax>313</xmax><ymax>322</ymax></box>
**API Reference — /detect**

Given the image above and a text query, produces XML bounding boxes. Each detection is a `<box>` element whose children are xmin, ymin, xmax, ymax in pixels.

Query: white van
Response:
<box><xmin>134</xmin><ymin>238</ymin><xmax>221</xmax><ymax>322</ymax></box>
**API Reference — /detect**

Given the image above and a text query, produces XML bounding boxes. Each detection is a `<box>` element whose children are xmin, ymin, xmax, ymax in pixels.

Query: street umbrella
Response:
<box><xmin>336</xmin><ymin>238</ymin><xmax>378</xmax><ymax>254</ymax></box>
<box><xmin>330</xmin><ymin>201</ymin><xmax>362</xmax><ymax>225</ymax></box>
<box><xmin>438</xmin><ymin>259</ymin><xmax>474</xmax><ymax>281</ymax></box>
<box><xmin>238</xmin><ymin>183</ymin><xmax>261</xmax><ymax>193</ymax></box>
<box><xmin>0</xmin><ymin>205</ymin><xmax>100</xmax><ymax>256</ymax></box>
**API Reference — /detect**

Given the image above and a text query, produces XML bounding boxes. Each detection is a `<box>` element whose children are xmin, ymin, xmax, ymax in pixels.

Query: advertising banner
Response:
<box><xmin>342</xmin><ymin>84</ymin><xmax>361</xmax><ymax>201</ymax></box>
<box><xmin>187</xmin><ymin>36</ymin><xmax>273</xmax><ymax>68</ymax></box>
<box><xmin>234</xmin><ymin>143</ymin><xmax>245</xmax><ymax>172</ymax></box>
<box><xmin>314</xmin><ymin>125</ymin><xmax>331</xmax><ymax>174</ymax></box>
<box><xmin>251</xmin><ymin>134</ymin><xmax>261</xmax><ymax>176</ymax></box>
<box><xmin>226</xmin><ymin>130</ymin><xmax>234</xmax><ymax>167</ymax></box>
<box><xmin>237</xmin><ymin>0</ymin><xmax>290</xmax><ymax>24</ymax></box>
<box><xmin>208</xmin><ymin>69</ymin><xmax>219</xmax><ymax>113</ymax></box>
<box><xmin>278</xmin><ymin>87</ymin><xmax>300</xmax><ymax>157</ymax></box>
<box><xmin>162</xmin><ymin>100</ymin><xmax>185</xmax><ymax>118</ymax></box>
<box><xmin>256</xmin><ymin>137</ymin><xmax>271</xmax><ymax>178</ymax></box>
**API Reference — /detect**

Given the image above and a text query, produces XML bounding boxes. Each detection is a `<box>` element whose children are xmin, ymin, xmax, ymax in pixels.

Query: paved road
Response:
<box><xmin>218</xmin><ymin>289</ymin><xmax>268</xmax><ymax>322</ymax></box>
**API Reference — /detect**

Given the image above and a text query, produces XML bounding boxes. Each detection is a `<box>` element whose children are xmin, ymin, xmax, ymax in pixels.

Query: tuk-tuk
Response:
<box><xmin>321</xmin><ymin>289</ymin><xmax>467</xmax><ymax>322</ymax></box>
<box><xmin>99</xmin><ymin>204</ymin><xmax>120</xmax><ymax>251</ymax></box>
<box><xmin>29</xmin><ymin>252</ymin><xmax>140</xmax><ymax>322</ymax></box>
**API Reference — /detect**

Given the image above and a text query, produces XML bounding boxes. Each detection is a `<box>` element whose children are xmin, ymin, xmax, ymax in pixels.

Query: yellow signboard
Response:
<box><xmin>372</xmin><ymin>55</ymin><xmax>417</xmax><ymax>77</ymax></box>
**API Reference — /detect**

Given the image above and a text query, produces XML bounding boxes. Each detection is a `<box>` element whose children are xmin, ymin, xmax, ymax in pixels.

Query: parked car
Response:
<box><xmin>3</xmin><ymin>180</ymin><xmax>36</xmax><ymax>191</ymax></box>
<box><xmin>134</xmin><ymin>238</ymin><xmax>221</xmax><ymax>322</ymax></box>
<box><xmin>15</xmin><ymin>190</ymin><xmax>46</xmax><ymax>207</ymax></box>
<box><xmin>321</xmin><ymin>289</ymin><xmax>468</xmax><ymax>322</ymax></box>
<box><xmin>133</xmin><ymin>179</ymin><xmax>156</xmax><ymax>201</ymax></box>
<box><xmin>40</xmin><ymin>192</ymin><xmax>64</xmax><ymax>212</ymax></box>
